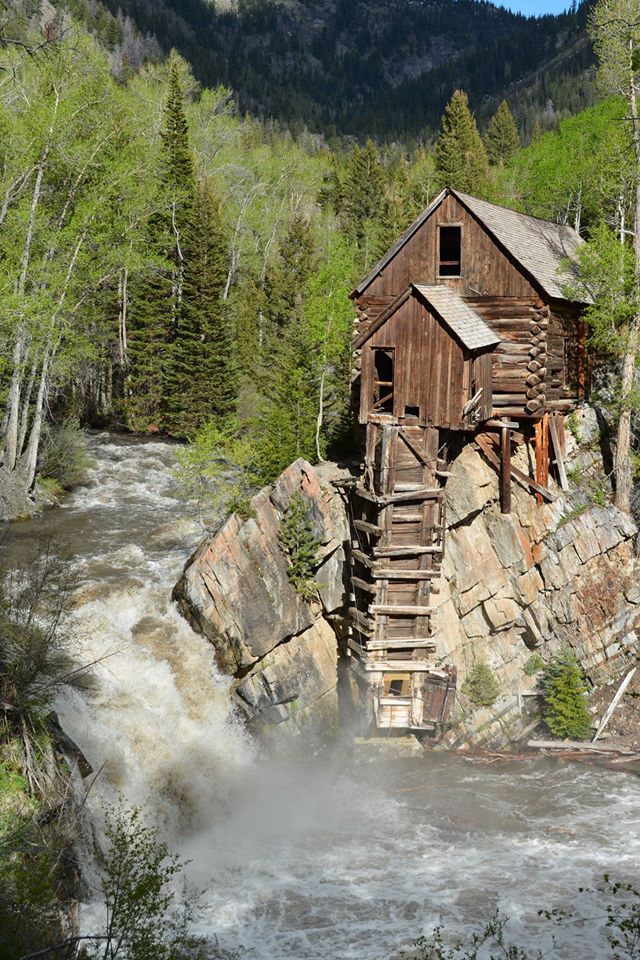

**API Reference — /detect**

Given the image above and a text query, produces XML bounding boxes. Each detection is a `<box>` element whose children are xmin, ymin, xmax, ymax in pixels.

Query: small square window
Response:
<box><xmin>439</xmin><ymin>225</ymin><xmax>462</xmax><ymax>277</ymax></box>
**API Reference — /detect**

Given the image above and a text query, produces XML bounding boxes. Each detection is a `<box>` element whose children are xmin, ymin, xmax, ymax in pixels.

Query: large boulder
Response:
<box><xmin>173</xmin><ymin>459</ymin><xmax>351</xmax><ymax>754</ymax></box>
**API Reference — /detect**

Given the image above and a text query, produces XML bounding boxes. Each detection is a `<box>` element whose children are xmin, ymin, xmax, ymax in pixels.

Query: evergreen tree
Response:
<box><xmin>485</xmin><ymin>100</ymin><xmax>521</xmax><ymax>166</ymax></box>
<box><xmin>541</xmin><ymin>649</ymin><xmax>591</xmax><ymax>740</ymax></box>
<box><xmin>340</xmin><ymin>140</ymin><xmax>386</xmax><ymax>266</ymax></box>
<box><xmin>164</xmin><ymin>177</ymin><xmax>233</xmax><ymax>437</ymax></box>
<box><xmin>435</xmin><ymin>90</ymin><xmax>488</xmax><ymax>195</ymax></box>
<box><xmin>126</xmin><ymin>54</ymin><xmax>196</xmax><ymax>431</ymax></box>
<box><xmin>262</xmin><ymin>214</ymin><xmax>314</xmax><ymax>332</ymax></box>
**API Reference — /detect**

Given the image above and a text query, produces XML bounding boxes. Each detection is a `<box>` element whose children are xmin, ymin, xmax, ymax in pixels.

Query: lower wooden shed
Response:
<box><xmin>355</xmin><ymin>283</ymin><xmax>500</xmax><ymax>431</ymax></box>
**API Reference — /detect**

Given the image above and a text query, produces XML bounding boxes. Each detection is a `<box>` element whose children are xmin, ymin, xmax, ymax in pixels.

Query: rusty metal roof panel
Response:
<box><xmin>412</xmin><ymin>284</ymin><xmax>500</xmax><ymax>350</ymax></box>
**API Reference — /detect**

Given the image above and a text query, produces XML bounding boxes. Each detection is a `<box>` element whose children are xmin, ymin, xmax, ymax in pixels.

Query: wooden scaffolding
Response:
<box><xmin>348</xmin><ymin>420</ymin><xmax>456</xmax><ymax>731</ymax></box>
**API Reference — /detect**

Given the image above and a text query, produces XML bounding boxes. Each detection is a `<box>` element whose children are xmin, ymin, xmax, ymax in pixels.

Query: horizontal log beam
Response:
<box><xmin>370</xmin><ymin>604</ymin><xmax>433</xmax><ymax>616</ymax></box>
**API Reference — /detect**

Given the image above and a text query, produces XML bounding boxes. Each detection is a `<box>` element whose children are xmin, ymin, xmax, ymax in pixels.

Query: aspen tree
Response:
<box><xmin>589</xmin><ymin>0</ymin><xmax>640</xmax><ymax>513</ymax></box>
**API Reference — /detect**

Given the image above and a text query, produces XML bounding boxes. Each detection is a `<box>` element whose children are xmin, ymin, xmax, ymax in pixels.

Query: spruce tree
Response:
<box><xmin>435</xmin><ymin>90</ymin><xmax>488</xmax><ymax>195</ymax></box>
<box><xmin>262</xmin><ymin>214</ymin><xmax>314</xmax><ymax>331</ymax></box>
<box><xmin>340</xmin><ymin>140</ymin><xmax>386</xmax><ymax>261</ymax></box>
<box><xmin>485</xmin><ymin>100</ymin><xmax>521</xmax><ymax>166</ymax></box>
<box><xmin>164</xmin><ymin>177</ymin><xmax>233</xmax><ymax>438</ymax></box>
<box><xmin>541</xmin><ymin>649</ymin><xmax>591</xmax><ymax>740</ymax></box>
<box><xmin>126</xmin><ymin>54</ymin><xmax>196</xmax><ymax>431</ymax></box>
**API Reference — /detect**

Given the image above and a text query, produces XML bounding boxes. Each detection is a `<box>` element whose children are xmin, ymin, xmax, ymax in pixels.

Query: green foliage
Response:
<box><xmin>413</xmin><ymin>909</ymin><xmax>532</xmax><ymax>960</ymax></box>
<box><xmin>38</xmin><ymin>418</ymin><xmax>93</xmax><ymax>490</ymax></box>
<box><xmin>164</xmin><ymin>176</ymin><xmax>233</xmax><ymax>438</ymax></box>
<box><xmin>541</xmin><ymin>649</ymin><xmax>591</xmax><ymax>740</ymax></box>
<box><xmin>461</xmin><ymin>661</ymin><xmax>500</xmax><ymax>707</ymax></box>
<box><xmin>435</xmin><ymin>90</ymin><xmax>488</xmax><ymax>195</ymax></box>
<box><xmin>0</xmin><ymin>539</ymin><xmax>77</xmax><ymax>728</ymax></box>
<box><xmin>523</xmin><ymin>653</ymin><xmax>545</xmax><ymax>677</ymax></box>
<box><xmin>278</xmin><ymin>492</ymin><xmax>321</xmax><ymax>602</ymax></box>
<box><xmin>568</xmin><ymin>223</ymin><xmax>638</xmax><ymax>356</ymax></box>
<box><xmin>175</xmin><ymin>419</ymin><xmax>260</xmax><ymax>522</ymax></box>
<box><xmin>485</xmin><ymin>100</ymin><xmax>520</xmax><ymax>167</ymax></box>
<box><xmin>91</xmin><ymin>805</ymin><xmax>207</xmax><ymax>960</ymax></box>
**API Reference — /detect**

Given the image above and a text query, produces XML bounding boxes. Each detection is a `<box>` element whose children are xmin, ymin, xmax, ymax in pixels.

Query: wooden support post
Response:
<box><xmin>534</xmin><ymin>414</ymin><xmax>549</xmax><ymax>506</ymax></box>
<box><xmin>548</xmin><ymin>414</ymin><xmax>569</xmax><ymax>492</ymax></box>
<box><xmin>500</xmin><ymin>426</ymin><xmax>512</xmax><ymax>514</ymax></box>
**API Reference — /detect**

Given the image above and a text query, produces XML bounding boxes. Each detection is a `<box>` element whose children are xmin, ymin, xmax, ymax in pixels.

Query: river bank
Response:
<box><xmin>3</xmin><ymin>432</ymin><xmax>640</xmax><ymax>959</ymax></box>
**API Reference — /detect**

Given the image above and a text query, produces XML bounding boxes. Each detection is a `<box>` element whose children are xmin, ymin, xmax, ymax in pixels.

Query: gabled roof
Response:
<box><xmin>413</xmin><ymin>284</ymin><xmax>500</xmax><ymax>350</ymax></box>
<box><xmin>354</xmin><ymin>283</ymin><xmax>500</xmax><ymax>352</ymax></box>
<box><xmin>350</xmin><ymin>187</ymin><xmax>586</xmax><ymax>303</ymax></box>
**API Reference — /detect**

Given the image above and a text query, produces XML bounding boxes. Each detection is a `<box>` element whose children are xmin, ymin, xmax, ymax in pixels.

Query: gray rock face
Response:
<box><xmin>175</xmin><ymin>418</ymin><xmax>640</xmax><ymax>753</ymax></box>
<box><xmin>435</xmin><ymin>441</ymin><xmax>640</xmax><ymax>748</ymax></box>
<box><xmin>173</xmin><ymin>458</ymin><xmax>351</xmax><ymax>754</ymax></box>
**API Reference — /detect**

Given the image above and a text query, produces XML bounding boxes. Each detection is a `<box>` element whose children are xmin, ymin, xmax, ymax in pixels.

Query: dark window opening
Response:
<box><xmin>403</xmin><ymin>404</ymin><xmax>420</xmax><ymax>419</ymax></box>
<box><xmin>439</xmin><ymin>225</ymin><xmax>462</xmax><ymax>277</ymax></box>
<box><xmin>372</xmin><ymin>348</ymin><xmax>394</xmax><ymax>414</ymax></box>
<box><xmin>388</xmin><ymin>678</ymin><xmax>404</xmax><ymax>697</ymax></box>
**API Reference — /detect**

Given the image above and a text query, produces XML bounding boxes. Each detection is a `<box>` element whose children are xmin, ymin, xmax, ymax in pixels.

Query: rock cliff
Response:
<box><xmin>175</xmin><ymin>409</ymin><xmax>640</xmax><ymax>751</ymax></box>
<box><xmin>173</xmin><ymin>458</ymin><xmax>351</xmax><ymax>755</ymax></box>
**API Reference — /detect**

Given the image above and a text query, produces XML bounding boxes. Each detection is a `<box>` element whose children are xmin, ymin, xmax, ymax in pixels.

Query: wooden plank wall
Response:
<box><xmin>360</xmin><ymin>294</ymin><xmax>472</xmax><ymax>429</ymax></box>
<box><xmin>362</xmin><ymin>194</ymin><xmax>538</xmax><ymax>301</ymax></box>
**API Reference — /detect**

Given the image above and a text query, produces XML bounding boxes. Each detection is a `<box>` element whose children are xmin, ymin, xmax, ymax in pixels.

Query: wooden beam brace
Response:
<box><xmin>548</xmin><ymin>414</ymin><xmax>569</xmax><ymax>492</ymax></box>
<box><xmin>350</xmin><ymin>549</ymin><xmax>374</xmax><ymax>568</ymax></box>
<box><xmin>373</xmin><ymin>545</ymin><xmax>443</xmax><ymax>558</ymax></box>
<box><xmin>373</xmin><ymin>569</ymin><xmax>441</xmax><ymax>580</ymax></box>
<box><xmin>475</xmin><ymin>434</ymin><xmax>555</xmax><ymax>503</ymax></box>
<box><xmin>398</xmin><ymin>428</ymin><xmax>430</xmax><ymax>466</ymax></box>
<box><xmin>500</xmin><ymin>425</ymin><xmax>512</xmax><ymax>515</ymax></box>
<box><xmin>353</xmin><ymin>518</ymin><xmax>383</xmax><ymax>536</ymax></box>
<box><xmin>370</xmin><ymin>604</ymin><xmax>433</xmax><ymax>616</ymax></box>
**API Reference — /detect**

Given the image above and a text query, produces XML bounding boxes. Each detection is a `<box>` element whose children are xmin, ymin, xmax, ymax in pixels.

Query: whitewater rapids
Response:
<box><xmin>5</xmin><ymin>433</ymin><xmax>640</xmax><ymax>959</ymax></box>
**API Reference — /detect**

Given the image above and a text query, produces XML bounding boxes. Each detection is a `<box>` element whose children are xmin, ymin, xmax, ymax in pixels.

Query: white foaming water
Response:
<box><xmin>6</xmin><ymin>434</ymin><xmax>640</xmax><ymax>959</ymax></box>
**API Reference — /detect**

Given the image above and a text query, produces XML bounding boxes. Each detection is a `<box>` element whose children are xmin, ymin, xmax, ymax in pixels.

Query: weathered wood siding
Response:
<box><xmin>362</xmin><ymin>194</ymin><xmax>538</xmax><ymax>302</ymax></box>
<box><xmin>359</xmin><ymin>293</ymin><xmax>490</xmax><ymax>430</ymax></box>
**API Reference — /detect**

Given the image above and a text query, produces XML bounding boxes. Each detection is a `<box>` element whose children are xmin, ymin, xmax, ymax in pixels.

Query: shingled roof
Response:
<box><xmin>412</xmin><ymin>284</ymin><xmax>500</xmax><ymax>350</ymax></box>
<box><xmin>351</xmin><ymin>187</ymin><xmax>586</xmax><ymax>302</ymax></box>
<box><xmin>354</xmin><ymin>283</ymin><xmax>500</xmax><ymax>352</ymax></box>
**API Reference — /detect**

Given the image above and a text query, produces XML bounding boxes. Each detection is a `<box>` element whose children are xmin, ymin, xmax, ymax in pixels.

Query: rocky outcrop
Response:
<box><xmin>433</xmin><ymin>415</ymin><xmax>640</xmax><ymax>747</ymax></box>
<box><xmin>175</xmin><ymin>408</ymin><xmax>640</xmax><ymax>751</ymax></box>
<box><xmin>173</xmin><ymin>458</ymin><xmax>351</xmax><ymax>754</ymax></box>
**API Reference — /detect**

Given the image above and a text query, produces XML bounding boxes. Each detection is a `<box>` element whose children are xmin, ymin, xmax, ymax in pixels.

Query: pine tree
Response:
<box><xmin>541</xmin><ymin>649</ymin><xmax>591</xmax><ymax>740</ymax></box>
<box><xmin>164</xmin><ymin>177</ymin><xmax>233</xmax><ymax>438</ymax></box>
<box><xmin>435</xmin><ymin>90</ymin><xmax>488</xmax><ymax>195</ymax></box>
<box><xmin>340</xmin><ymin>140</ymin><xmax>386</xmax><ymax>259</ymax></box>
<box><xmin>278</xmin><ymin>492</ymin><xmax>321</xmax><ymax>601</ymax></box>
<box><xmin>126</xmin><ymin>54</ymin><xmax>196</xmax><ymax>431</ymax></box>
<box><xmin>485</xmin><ymin>100</ymin><xmax>521</xmax><ymax>166</ymax></box>
<box><xmin>262</xmin><ymin>214</ymin><xmax>314</xmax><ymax>331</ymax></box>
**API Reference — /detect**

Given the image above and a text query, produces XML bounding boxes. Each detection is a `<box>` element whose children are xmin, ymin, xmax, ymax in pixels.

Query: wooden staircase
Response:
<box><xmin>348</xmin><ymin>422</ymin><xmax>456</xmax><ymax>730</ymax></box>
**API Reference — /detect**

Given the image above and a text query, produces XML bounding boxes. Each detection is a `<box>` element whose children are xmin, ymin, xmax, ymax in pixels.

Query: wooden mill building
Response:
<box><xmin>346</xmin><ymin>187</ymin><xmax>589</xmax><ymax>732</ymax></box>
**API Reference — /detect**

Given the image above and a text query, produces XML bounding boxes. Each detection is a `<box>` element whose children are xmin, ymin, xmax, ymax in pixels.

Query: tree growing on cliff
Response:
<box><xmin>278</xmin><ymin>492</ymin><xmax>321</xmax><ymax>601</ymax></box>
<box><xmin>541</xmin><ymin>649</ymin><xmax>591</xmax><ymax>740</ymax></box>
<box><xmin>435</xmin><ymin>90</ymin><xmax>488</xmax><ymax>195</ymax></box>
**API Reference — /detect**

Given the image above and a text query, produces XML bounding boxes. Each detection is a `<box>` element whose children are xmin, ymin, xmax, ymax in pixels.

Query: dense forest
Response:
<box><xmin>1</xmin><ymin>0</ymin><xmax>640</xmax><ymax>954</ymax></box>
<box><xmin>0</xmin><ymin>0</ymin><xmax>637</xmax><ymax>515</ymax></box>
<box><xmin>93</xmin><ymin>0</ymin><xmax>597</xmax><ymax>141</ymax></box>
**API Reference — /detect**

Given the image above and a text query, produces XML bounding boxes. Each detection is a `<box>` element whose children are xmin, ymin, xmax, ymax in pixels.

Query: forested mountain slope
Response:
<box><xmin>97</xmin><ymin>0</ymin><xmax>595</xmax><ymax>139</ymax></box>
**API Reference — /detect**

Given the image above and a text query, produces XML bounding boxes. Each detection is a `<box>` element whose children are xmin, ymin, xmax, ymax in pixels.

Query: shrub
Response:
<box><xmin>541</xmin><ymin>648</ymin><xmax>591</xmax><ymax>740</ymax></box>
<box><xmin>87</xmin><ymin>805</ymin><xmax>209</xmax><ymax>960</ymax></box>
<box><xmin>523</xmin><ymin>652</ymin><xmax>545</xmax><ymax>676</ymax></box>
<box><xmin>175</xmin><ymin>420</ymin><xmax>260</xmax><ymax>524</ymax></box>
<box><xmin>38</xmin><ymin>418</ymin><xmax>92</xmax><ymax>490</ymax></box>
<box><xmin>461</xmin><ymin>661</ymin><xmax>500</xmax><ymax>707</ymax></box>
<box><xmin>278</xmin><ymin>492</ymin><xmax>321</xmax><ymax>601</ymax></box>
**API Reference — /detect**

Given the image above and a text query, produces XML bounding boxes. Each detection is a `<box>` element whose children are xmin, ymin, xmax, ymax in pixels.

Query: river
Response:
<box><xmin>5</xmin><ymin>434</ymin><xmax>640</xmax><ymax>959</ymax></box>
